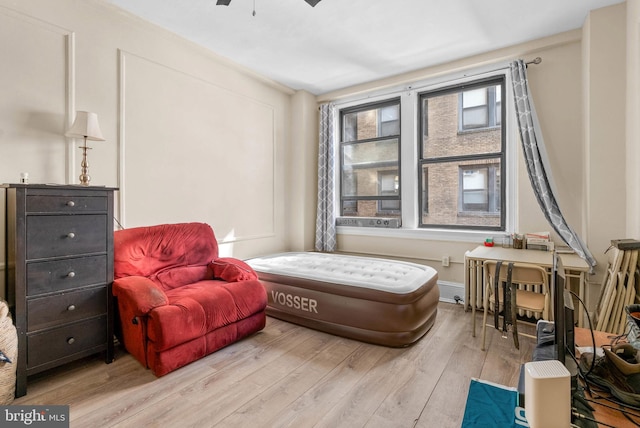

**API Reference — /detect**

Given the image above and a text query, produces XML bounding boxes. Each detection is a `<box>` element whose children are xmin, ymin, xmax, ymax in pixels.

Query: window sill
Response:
<box><xmin>337</xmin><ymin>225</ymin><xmax>509</xmax><ymax>243</ymax></box>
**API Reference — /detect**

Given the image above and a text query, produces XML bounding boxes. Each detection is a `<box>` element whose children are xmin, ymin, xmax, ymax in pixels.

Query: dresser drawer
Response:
<box><xmin>26</xmin><ymin>195</ymin><xmax>107</xmax><ymax>214</ymax></box>
<box><xmin>27</xmin><ymin>287</ymin><xmax>107</xmax><ymax>332</ymax></box>
<box><xmin>27</xmin><ymin>255</ymin><xmax>107</xmax><ymax>296</ymax></box>
<box><xmin>27</xmin><ymin>316</ymin><xmax>107</xmax><ymax>369</ymax></box>
<box><xmin>26</xmin><ymin>215</ymin><xmax>107</xmax><ymax>259</ymax></box>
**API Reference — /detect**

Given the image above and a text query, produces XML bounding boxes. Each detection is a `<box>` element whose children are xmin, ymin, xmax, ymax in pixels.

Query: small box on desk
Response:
<box><xmin>526</xmin><ymin>240</ymin><xmax>554</xmax><ymax>251</ymax></box>
<box><xmin>524</xmin><ymin>360</ymin><xmax>571</xmax><ymax>428</ymax></box>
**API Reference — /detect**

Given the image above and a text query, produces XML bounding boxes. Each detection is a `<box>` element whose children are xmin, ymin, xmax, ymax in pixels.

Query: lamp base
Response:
<box><xmin>78</xmin><ymin>173</ymin><xmax>91</xmax><ymax>186</ymax></box>
<box><xmin>79</xmin><ymin>143</ymin><xmax>92</xmax><ymax>186</ymax></box>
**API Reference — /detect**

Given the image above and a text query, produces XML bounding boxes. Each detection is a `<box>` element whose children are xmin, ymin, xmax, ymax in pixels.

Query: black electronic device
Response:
<box><xmin>552</xmin><ymin>253</ymin><xmax>579</xmax><ymax>394</ymax></box>
<box><xmin>532</xmin><ymin>253</ymin><xmax>576</xmax><ymax>363</ymax></box>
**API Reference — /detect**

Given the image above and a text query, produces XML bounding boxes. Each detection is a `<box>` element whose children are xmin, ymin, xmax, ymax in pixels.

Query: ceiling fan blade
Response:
<box><xmin>304</xmin><ymin>0</ymin><xmax>321</xmax><ymax>6</ymax></box>
<box><xmin>216</xmin><ymin>0</ymin><xmax>232</xmax><ymax>5</ymax></box>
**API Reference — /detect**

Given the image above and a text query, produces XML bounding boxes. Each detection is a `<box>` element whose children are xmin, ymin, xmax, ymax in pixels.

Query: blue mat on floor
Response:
<box><xmin>461</xmin><ymin>378</ymin><xmax>529</xmax><ymax>427</ymax></box>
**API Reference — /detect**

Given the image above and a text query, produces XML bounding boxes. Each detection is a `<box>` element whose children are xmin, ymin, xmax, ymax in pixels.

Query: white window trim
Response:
<box><xmin>332</xmin><ymin>65</ymin><xmax>518</xmax><ymax>243</ymax></box>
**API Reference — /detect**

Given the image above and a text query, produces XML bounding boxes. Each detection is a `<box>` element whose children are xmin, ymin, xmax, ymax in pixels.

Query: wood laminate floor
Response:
<box><xmin>14</xmin><ymin>302</ymin><xmax>535</xmax><ymax>427</ymax></box>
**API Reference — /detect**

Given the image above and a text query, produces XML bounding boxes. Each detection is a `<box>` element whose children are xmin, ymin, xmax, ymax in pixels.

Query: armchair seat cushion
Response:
<box><xmin>149</xmin><ymin>279</ymin><xmax>267</xmax><ymax>350</ymax></box>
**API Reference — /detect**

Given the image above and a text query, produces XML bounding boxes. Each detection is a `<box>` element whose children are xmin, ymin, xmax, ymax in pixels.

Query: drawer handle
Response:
<box><xmin>66</xmin><ymin>232</ymin><xmax>75</xmax><ymax>239</ymax></box>
<box><xmin>67</xmin><ymin>304</ymin><xmax>76</xmax><ymax>311</ymax></box>
<box><xmin>67</xmin><ymin>271</ymin><xmax>76</xmax><ymax>278</ymax></box>
<box><xmin>66</xmin><ymin>200</ymin><xmax>75</xmax><ymax>207</ymax></box>
<box><xmin>67</xmin><ymin>337</ymin><xmax>75</xmax><ymax>345</ymax></box>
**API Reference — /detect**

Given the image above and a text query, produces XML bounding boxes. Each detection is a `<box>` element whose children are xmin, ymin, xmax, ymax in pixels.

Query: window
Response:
<box><xmin>459</xmin><ymin>164</ymin><xmax>501</xmax><ymax>213</ymax></box>
<box><xmin>378</xmin><ymin>170</ymin><xmax>400</xmax><ymax>214</ymax></box>
<box><xmin>336</xmin><ymin>72</ymin><xmax>509</xmax><ymax>234</ymax></box>
<box><xmin>419</xmin><ymin>77</ymin><xmax>505</xmax><ymax>230</ymax></box>
<box><xmin>339</xmin><ymin>99</ymin><xmax>401</xmax><ymax>220</ymax></box>
<box><xmin>342</xmin><ymin>172</ymin><xmax>358</xmax><ymax>215</ymax></box>
<box><xmin>460</xmin><ymin>85</ymin><xmax>501</xmax><ymax>130</ymax></box>
<box><xmin>379</xmin><ymin>105</ymin><xmax>400</xmax><ymax>136</ymax></box>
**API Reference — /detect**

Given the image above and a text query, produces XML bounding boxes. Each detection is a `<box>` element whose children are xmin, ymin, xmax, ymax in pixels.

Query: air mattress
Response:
<box><xmin>246</xmin><ymin>252</ymin><xmax>439</xmax><ymax>347</ymax></box>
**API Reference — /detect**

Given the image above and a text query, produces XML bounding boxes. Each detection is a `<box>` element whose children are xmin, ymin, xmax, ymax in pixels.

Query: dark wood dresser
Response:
<box><xmin>2</xmin><ymin>184</ymin><xmax>117</xmax><ymax>397</ymax></box>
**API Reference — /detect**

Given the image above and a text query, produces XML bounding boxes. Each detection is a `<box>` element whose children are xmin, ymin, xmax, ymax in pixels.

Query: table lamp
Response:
<box><xmin>65</xmin><ymin>111</ymin><xmax>105</xmax><ymax>185</ymax></box>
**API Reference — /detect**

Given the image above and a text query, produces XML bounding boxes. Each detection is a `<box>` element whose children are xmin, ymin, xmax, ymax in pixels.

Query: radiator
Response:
<box><xmin>465</xmin><ymin>255</ymin><xmax>545</xmax><ymax>320</ymax></box>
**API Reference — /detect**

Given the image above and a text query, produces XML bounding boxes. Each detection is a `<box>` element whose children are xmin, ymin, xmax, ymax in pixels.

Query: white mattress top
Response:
<box><xmin>246</xmin><ymin>252</ymin><xmax>437</xmax><ymax>294</ymax></box>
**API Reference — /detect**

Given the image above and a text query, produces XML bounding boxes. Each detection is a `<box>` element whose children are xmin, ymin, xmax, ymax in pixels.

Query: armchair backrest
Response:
<box><xmin>114</xmin><ymin>222</ymin><xmax>219</xmax><ymax>289</ymax></box>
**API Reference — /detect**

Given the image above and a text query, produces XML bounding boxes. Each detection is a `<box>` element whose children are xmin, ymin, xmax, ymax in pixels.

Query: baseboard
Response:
<box><xmin>438</xmin><ymin>280</ymin><xmax>464</xmax><ymax>304</ymax></box>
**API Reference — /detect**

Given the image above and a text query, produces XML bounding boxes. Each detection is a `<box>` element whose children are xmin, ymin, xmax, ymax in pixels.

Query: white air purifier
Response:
<box><xmin>524</xmin><ymin>360</ymin><xmax>571</xmax><ymax>428</ymax></box>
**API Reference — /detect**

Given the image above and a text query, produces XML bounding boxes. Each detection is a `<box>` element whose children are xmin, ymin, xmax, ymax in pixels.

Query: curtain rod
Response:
<box><xmin>320</xmin><ymin>56</ymin><xmax>543</xmax><ymax>108</ymax></box>
<box><xmin>526</xmin><ymin>57</ymin><xmax>542</xmax><ymax>66</ymax></box>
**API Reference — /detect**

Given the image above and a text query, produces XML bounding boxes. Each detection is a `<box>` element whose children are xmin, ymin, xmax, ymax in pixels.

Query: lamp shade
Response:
<box><xmin>66</xmin><ymin>111</ymin><xmax>105</xmax><ymax>141</ymax></box>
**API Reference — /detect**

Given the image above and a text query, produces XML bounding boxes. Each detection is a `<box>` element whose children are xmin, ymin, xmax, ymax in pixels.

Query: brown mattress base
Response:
<box><xmin>256</xmin><ymin>264</ymin><xmax>439</xmax><ymax>347</ymax></box>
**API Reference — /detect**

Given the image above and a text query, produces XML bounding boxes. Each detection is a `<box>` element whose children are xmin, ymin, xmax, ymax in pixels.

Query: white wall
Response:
<box><xmin>628</xmin><ymin>0</ymin><xmax>640</xmax><ymax>238</ymax></box>
<box><xmin>583</xmin><ymin>4</ymin><xmax>627</xmax><ymax>274</ymax></box>
<box><xmin>289</xmin><ymin>90</ymin><xmax>318</xmax><ymax>252</ymax></box>
<box><xmin>0</xmin><ymin>0</ymin><xmax>296</xmax><ymax>288</ymax></box>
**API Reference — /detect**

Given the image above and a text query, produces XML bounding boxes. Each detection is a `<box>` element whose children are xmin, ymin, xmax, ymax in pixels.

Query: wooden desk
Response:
<box><xmin>465</xmin><ymin>246</ymin><xmax>590</xmax><ymax>332</ymax></box>
<box><xmin>575</xmin><ymin>327</ymin><xmax>640</xmax><ymax>427</ymax></box>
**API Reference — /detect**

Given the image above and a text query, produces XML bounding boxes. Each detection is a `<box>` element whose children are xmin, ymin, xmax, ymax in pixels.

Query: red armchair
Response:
<box><xmin>112</xmin><ymin>222</ymin><xmax>267</xmax><ymax>376</ymax></box>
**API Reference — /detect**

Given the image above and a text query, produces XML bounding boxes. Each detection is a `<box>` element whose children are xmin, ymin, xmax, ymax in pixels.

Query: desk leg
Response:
<box><xmin>579</xmin><ymin>272</ymin><xmax>585</xmax><ymax>328</ymax></box>
<box><xmin>470</xmin><ymin>259</ymin><xmax>481</xmax><ymax>337</ymax></box>
<box><xmin>464</xmin><ymin>254</ymin><xmax>478</xmax><ymax>337</ymax></box>
<box><xmin>464</xmin><ymin>254</ymin><xmax>470</xmax><ymax>312</ymax></box>
<box><xmin>471</xmin><ymin>261</ymin><xmax>476</xmax><ymax>337</ymax></box>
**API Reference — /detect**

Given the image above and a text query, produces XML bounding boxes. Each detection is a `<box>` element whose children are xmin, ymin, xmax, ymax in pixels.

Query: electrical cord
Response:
<box><xmin>568</xmin><ymin>290</ymin><xmax>640</xmax><ymax>425</ymax></box>
<box><xmin>113</xmin><ymin>216</ymin><xmax>124</xmax><ymax>230</ymax></box>
<box><xmin>624</xmin><ymin>410</ymin><xmax>640</xmax><ymax>427</ymax></box>
<box><xmin>583</xmin><ymin>392</ymin><xmax>640</xmax><ymax>419</ymax></box>
<box><xmin>569</xmin><ymin>290</ymin><xmax>597</xmax><ymax>377</ymax></box>
<box><xmin>572</xmin><ymin>409</ymin><xmax>619</xmax><ymax>427</ymax></box>
<box><xmin>582</xmin><ymin>384</ymin><xmax>640</xmax><ymax>413</ymax></box>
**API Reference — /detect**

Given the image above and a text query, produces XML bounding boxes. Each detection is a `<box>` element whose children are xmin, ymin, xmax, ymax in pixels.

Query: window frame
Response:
<box><xmin>338</xmin><ymin>98</ymin><xmax>402</xmax><ymax>221</ymax></box>
<box><xmin>418</xmin><ymin>76</ymin><xmax>507</xmax><ymax>231</ymax></box>
<box><xmin>332</xmin><ymin>66</ymin><xmax>516</xmax><ymax>241</ymax></box>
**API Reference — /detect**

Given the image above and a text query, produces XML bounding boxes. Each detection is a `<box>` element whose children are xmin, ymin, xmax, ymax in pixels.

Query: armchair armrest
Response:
<box><xmin>209</xmin><ymin>257</ymin><xmax>258</xmax><ymax>282</ymax></box>
<box><xmin>112</xmin><ymin>276</ymin><xmax>169</xmax><ymax>316</ymax></box>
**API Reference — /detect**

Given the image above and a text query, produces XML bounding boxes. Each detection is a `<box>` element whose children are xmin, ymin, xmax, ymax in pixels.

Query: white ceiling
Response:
<box><xmin>104</xmin><ymin>0</ymin><xmax>624</xmax><ymax>95</ymax></box>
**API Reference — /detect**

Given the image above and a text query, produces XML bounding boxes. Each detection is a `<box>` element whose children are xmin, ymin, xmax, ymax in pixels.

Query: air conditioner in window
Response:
<box><xmin>336</xmin><ymin>217</ymin><xmax>401</xmax><ymax>228</ymax></box>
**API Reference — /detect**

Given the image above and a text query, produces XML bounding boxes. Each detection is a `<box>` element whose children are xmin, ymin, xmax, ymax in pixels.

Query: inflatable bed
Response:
<box><xmin>246</xmin><ymin>252</ymin><xmax>439</xmax><ymax>347</ymax></box>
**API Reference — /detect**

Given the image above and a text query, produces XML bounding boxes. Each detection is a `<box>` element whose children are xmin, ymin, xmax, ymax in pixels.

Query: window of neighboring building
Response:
<box><xmin>379</xmin><ymin>104</ymin><xmax>400</xmax><ymax>136</ymax></box>
<box><xmin>459</xmin><ymin>164</ymin><xmax>501</xmax><ymax>213</ymax></box>
<box><xmin>378</xmin><ymin>170</ymin><xmax>400</xmax><ymax>214</ymax></box>
<box><xmin>339</xmin><ymin>99</ymin><xmax>401</xmax><ymax>220</ymax></box>
<box><xmin>419</xmin><ymin>77</ymin><xmax>505</xmax><ymax>230</ymax></box>
<box><xmin>342</xmin><ymin>171</ymin><xmax>358</xmax><ymax>215</ymax></box>
<box><xmin>460</xmin><ymin>85</ymin><xmax>502</xmax><ymax>130</ymax></box>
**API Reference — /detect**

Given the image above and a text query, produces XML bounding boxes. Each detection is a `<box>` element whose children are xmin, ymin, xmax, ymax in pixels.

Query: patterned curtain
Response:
<box><xmin>315</xmin><ymin>103</ymin><xmax>336</xmax><ymax>252</ymax></box>
<box><xmin>510</xmin><ymin>60</ymin><xmax>596</xmax><ymax>270</ymax></box>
